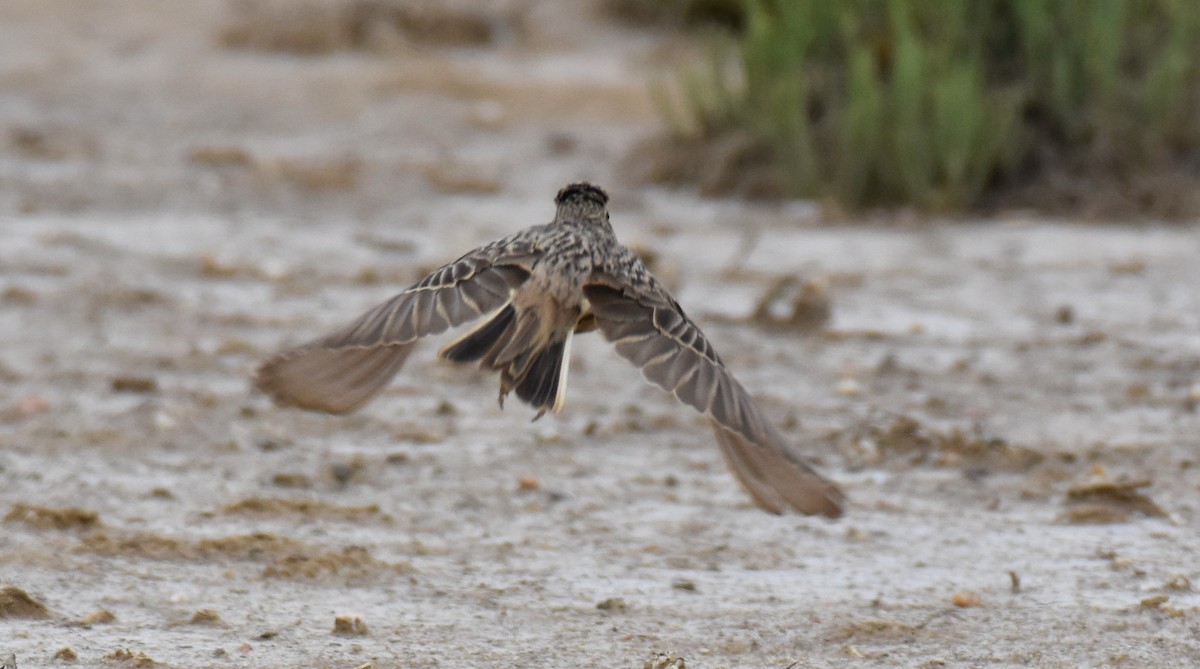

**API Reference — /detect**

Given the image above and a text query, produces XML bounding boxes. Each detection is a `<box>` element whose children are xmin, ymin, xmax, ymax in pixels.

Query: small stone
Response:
<box><xmin>670</xmin><ymin>578</ymin><xmax>696</xmax><ymax>591</ymax></box>
<box><xmin>835</xmin><ymin>378</ymin><xmax>862</xmax><ymax>397</ymax></box>
<box><xmin>517</xmin><ymin>475</ymin><xmax>540</xmax><ymax>490</ymax></box>
<box><xmin>110</xmin><ymin>376</ymin><xmax>157</xmax><ymax>394</ymax></box>
<box><xmin>950</xmin><ymin>591</ymin><xmax>982</xmax><ymax>608</ymax></box>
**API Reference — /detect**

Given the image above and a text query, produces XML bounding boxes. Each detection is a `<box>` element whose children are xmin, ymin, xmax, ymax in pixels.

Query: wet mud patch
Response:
<box><xmin>263</xmin><ymin>546</ymin><xmax>413</xmax><ymax>581</ymax></box>
<box><xmin>833</xmin><ymin>414</ymin><xmax>1045</xmax><ymax>471</ymax></box>
<box><xmin>219</xmin><ymin>0</ymin><xmax>505</xmax><ymax>55</ymax></box>
<box><xmin>5</xmin><ymin>504</ymin><xmax>101</xmax><ymax>531</ymax></box>
<box><xmin>74</xmin><ymin>528</ymin><xmax>409</xmax><ymax>582</ymax></box>
<box><xmin>217</xmin><ymin>496</ymin><xmax>386</xmax><ymax>521</ymax></box>
<box><xmin>75</xmin><ymin>530</ymin><xmax>307</xmax><ymax>562</ymax></box>
<box><xmin>104</xmin><ymin>649</ymin><xmax>161</xmax><ymax>667</ymax></box>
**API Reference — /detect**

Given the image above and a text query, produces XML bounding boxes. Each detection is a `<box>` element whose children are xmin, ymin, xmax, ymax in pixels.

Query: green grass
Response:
<box><xmin>658</xmin><ymin>0</ymin><xmax>1200</xmax><ymax>211</ymax></box>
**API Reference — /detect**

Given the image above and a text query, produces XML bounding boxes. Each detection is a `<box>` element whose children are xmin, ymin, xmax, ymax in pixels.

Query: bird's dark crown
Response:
<box><xmin>555</xmin><ymin>182</ymin><xmax>609</xmax><ymax>207</ymax></box>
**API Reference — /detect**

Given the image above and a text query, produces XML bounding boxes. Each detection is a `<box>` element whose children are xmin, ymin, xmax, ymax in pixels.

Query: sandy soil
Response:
<box><xmin>2</xmin><ymin>1</ymin><xmax>1200</xmax><ymax>667</ymax></box>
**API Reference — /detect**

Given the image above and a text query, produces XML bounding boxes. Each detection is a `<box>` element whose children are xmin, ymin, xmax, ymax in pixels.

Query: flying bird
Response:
<box><xmin>254</xmin><ymin>183</ymin><xmax>844</xmax><ymax>517</ymax></box>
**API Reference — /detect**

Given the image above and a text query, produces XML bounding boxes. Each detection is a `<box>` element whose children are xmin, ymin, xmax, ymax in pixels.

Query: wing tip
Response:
<box><xmin>711</xmin><ymin>422</ymin><xmax>845</xmax><ymax>518</ymax></box>
<box><xmin>251</xmin><ymin>342</ymin><xmax>413</xmax><ymax>415</ymax></box>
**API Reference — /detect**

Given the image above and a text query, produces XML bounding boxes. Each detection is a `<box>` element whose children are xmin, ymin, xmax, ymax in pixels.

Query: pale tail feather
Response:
<box><xmin>439</xmin><ymin>301</ymin><xmax>571</xmax><ymax>416</ymax></box>
<box><xmin>514</xmin><ymin>329</ymin><xmax>573</xmax><ymax>418</ymax></box>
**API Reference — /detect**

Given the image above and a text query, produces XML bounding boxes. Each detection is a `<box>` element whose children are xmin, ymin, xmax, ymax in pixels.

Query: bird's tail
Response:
<box><xmin>440</xmin><ymin>304</ymin><xmax>572</xmax><ymax>417</ymax></box>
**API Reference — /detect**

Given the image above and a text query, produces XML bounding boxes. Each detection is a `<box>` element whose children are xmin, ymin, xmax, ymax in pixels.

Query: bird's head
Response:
<box><xmin>554</xmin><ymin>182</ymin><xmax>611</xmax><ymax>227</ymax></box>
<box><xmin>556</xmin><ymin>182</ymin><xmax>609</xmax><ymax>208</ymax></box>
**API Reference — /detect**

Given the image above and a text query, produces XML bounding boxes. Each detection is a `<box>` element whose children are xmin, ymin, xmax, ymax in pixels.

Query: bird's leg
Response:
<box><xmin>497</xmin><ymin>370</ymin><xmax>514</xmax><ymax>409</ymax></box>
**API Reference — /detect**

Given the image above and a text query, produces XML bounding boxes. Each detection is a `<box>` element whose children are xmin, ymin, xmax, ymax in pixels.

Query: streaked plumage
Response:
<box><xmin>254</xmin><ymin>183</ymin><xmax>845</xmax><ymax>517</ymax></box>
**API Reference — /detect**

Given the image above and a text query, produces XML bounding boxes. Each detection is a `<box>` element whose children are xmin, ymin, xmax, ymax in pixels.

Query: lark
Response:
<box><xmin>254</xmin><ymin>183</ymin><xmax>844</xmax><ymax>517</ymax></box>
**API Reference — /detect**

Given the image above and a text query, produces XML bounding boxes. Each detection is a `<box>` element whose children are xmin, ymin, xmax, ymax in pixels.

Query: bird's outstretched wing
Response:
<box><xmin>255</xmin><ymin>238</ymin><xmax>540</xmax><ymax>414</ymax></box>
<box><xmin>584</xmin><ymin>256</ymin><xmax>844</xmax><ymax>517</ymax></box>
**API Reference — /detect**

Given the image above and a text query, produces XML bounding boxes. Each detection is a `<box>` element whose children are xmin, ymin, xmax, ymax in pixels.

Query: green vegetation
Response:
<box><xmin>657</xmin><ymin>0</ymin><xmax>1200</xmax><ymax>211</ymax></box>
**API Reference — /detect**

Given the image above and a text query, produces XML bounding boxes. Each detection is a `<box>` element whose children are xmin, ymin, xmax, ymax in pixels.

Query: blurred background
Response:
<box><xmin>5</xmin><ymin>0</ymin><xmax>1200</xmax><ymax>220</ymax></box>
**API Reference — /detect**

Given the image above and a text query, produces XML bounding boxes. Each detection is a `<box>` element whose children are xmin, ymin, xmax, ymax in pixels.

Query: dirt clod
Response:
<box><xmin>644</xmin><ymin>652</ymin><xmax>686</xmax><ymax>669</ymax></box>
<box><xmin>110</xmin><ymin>376</ymin><xmax>158</xmax><ymax>393</ymax></box>
<box><xmin>596</xmin><ymin>597</ymin><xmax>627</xmax><ymax>611</ymax></box>
<box><xmin>1063</xmin><ymin>476</ymin><xmax>1167</xmax><ymax>523</ymax></box>
<box><xmin>104</xmin><ymin>649</ymin><xmax>158</xmax><ymax>667</ymax></box>
<box><xmin>189</xmin><ymin>609</ymin><xmax>222</xmax><ymax>625</ymax></box>
<box><xmin>75</xmin><ymin>609</ymin><xmax>116</xmax><ymax>625</ymax></box>
<box><xmin>332</xmin><ymin>613</ymin><xmax>369</xmax><ymax>636</ymax></box>
<box><xmin>1165</xmin><ymin>575</ymin><xmax>1192</xmax><ymax>591</ymax></box>
<box><xmin>0</xmin><ymin>586</ymin><xmax>51</xmax><ymax>619</ymax></box>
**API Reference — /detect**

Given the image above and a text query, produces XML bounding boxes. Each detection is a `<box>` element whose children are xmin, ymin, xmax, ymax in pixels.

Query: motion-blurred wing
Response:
<box><xmin>584</xmin><ymin>263</ymin><xmax>844</xmax><ymax>517</ymax></box>
<box><xmin>255</xmin><ymin>243</ymin><xmax>538</xmax><ymax>414</ymax></box>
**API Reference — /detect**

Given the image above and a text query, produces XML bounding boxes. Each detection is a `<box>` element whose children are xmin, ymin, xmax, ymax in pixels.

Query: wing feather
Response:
<box><xmin>255</xmin><ymin>242</ymin><xmax>537</xmax><ymax>414</ymax></box>
<box><xmin>584</xmin><ymin>263</ymin><xmax>844</xmax><ymax>518</ymax></box>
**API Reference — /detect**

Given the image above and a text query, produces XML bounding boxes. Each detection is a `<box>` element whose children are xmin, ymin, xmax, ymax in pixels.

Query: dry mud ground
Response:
<box><xmin>2</xmin><ymin>2</ymin><xmax>1200</xmax><ymax>667</ymax></box>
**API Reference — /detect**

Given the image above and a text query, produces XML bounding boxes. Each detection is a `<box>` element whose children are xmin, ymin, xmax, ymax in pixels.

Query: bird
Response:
<box><xmin>254</xmin><ymin>183</ymin><xmax>844</xmax><ymax>517</ymax></box>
